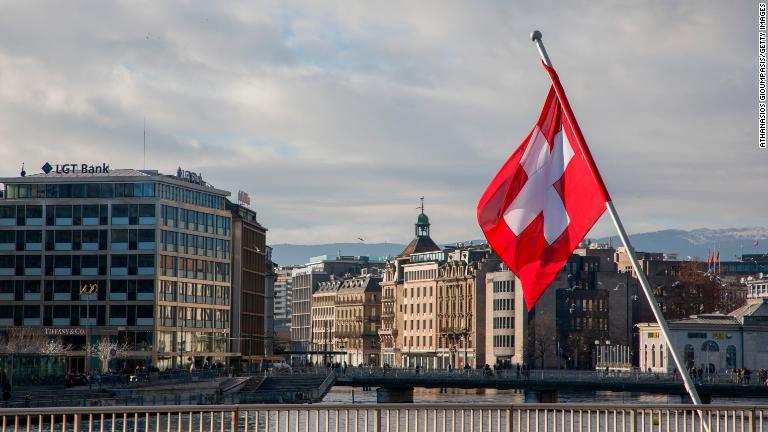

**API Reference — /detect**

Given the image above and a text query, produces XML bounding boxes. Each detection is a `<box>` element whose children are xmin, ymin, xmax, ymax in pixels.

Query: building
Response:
<box><xmin>484</xmin><ymin>263</ymin><xmax>515</xmax><ymax>367</ymax></box>
<box><xmin>273</xmin><ymin>266</ymin><xmax>294</xmax><ymax>354</ymax></box>
<box><xmin>434</xmin><ymin>245</ymin><xmax>499</xmax><ymax>369</ymax></box>
<box><xmin>290</xmin><ymin>255</ymin><xmax>380</xmax><ymax>363</ymax></box>
<box><xmin>514</xmin><ymin>245</ymin><xmax>645</xmax><ymax>369</ymax></box>
<box><xmin>745</xmin><ymin>275</ymin><xmax>768</xmax><ymax>299</ymax></box>
<box><xmin>0</xmin><ymin>166</ymin><xmax>233</xmax><ymax>371</ymax></box>
<box><xmin>378</xmin><ymin>260</ymin><xmax>399</xmax><ymax>367</ymax></box>
<box><xmin>264</xmin><ymin>246</ymin><xmax>276</xmax><ymax>358</ymax></box>
<box><xmin>334</xmin><ymin>273</ymin><xmax>382</xmax><ymax>366</ymax></box>
<box><xmin>638</xmin><ymin>298</ymin><xmax>768</xmax><ymax>373</ymax></box>
<box><xmin>379</xmin><ymin>204</ymin><xmax>499</xmax><ymax>369</ymax></box>
<box><xmin>228</xmin><ymin>202</ymin><xmax>267</xmax><ymax>368</ymax></box>
<box><xmin>390</xmin><ymin>208</ymin><xmax>441</xmax><ymax>368</ymax></box>
<box><xmin>310</xmin><ymin>278</ymin><xmax>342</xmax><ymax>364</ymax></box>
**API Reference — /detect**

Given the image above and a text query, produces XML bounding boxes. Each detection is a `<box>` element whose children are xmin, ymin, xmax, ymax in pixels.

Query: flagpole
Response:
<box><xmin>530</xmin><ymin>30</ymin><xmax>707</xmax><ymax>409</ymax></box>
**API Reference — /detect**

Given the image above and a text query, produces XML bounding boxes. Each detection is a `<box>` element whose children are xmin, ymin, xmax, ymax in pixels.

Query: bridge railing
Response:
<box><xmin>335</xmin><ymin>367</ymin><xmax>768</xmax><ymax>386</ymax></box>
<box><xmin>0</xmin><ymin>403</ymin><xmax>765</xmax><ymax>432</ymax></box>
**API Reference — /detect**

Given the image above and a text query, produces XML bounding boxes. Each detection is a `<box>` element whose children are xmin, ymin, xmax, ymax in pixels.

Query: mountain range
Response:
<box><xmin>269</xmin><ymin>227</ymin><xmax>768</xmax><ymax>266</ymax></box>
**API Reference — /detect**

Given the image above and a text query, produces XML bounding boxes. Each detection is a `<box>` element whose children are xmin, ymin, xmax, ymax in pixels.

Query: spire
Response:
<box><xmin>415</xmin><ymin>197</ymin><xmax>430</xmax><ymax>238</ymax></box>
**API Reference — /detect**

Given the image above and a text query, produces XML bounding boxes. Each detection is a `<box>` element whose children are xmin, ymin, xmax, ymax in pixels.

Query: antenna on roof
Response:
<box><xmin>19</xmin><ymin>163</ymin><xmax>26</xmax><ymax>177</ymax></box>
<box><xmin>143</xmin><ymin>117</ymin><xmax>147</xmax><ymax>170</ymax></box>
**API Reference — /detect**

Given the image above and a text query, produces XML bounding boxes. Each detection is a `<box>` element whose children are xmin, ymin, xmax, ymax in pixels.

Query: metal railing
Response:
<box><xmin>0</xmin><ymin>403</ymin><xmax>765</xmax><ymax>431</ymax></box>
<box><xmin>336</xmin><ymin>367</ymin><xmax>768</xmax><ymax>386</ymax></box>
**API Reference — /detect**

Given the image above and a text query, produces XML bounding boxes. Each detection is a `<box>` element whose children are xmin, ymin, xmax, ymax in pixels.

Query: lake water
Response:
<box><xmin>322</xmin><ymin>386</ymin><xmax>768</xmax><ymax>405</ymax></box>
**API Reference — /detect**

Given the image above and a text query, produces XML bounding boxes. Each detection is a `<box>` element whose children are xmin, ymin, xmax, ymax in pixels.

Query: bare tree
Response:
<box><xmin>0</xmin><ymin>328</ymin><xmax>71</xmax><ymax>354</ymax></box>
<box><xmin>90</xmin><ymin>339</ymin><xmax>130</xmax><ymax>372</ymax></box>
<box><xmin>659</xmin><ymin>263</ymin><xmax>746</xmax><ymax>319</ymax></box>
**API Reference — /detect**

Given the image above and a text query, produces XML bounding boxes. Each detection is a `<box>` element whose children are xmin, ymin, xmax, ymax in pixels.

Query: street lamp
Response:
<box><xmin>79</xmin><ymin>283</ymin><xmax>98</xmax><ymax>373</ymax></box>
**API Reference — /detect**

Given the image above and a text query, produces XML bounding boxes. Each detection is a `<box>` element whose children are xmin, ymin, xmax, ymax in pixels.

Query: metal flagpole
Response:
<box><xmin>530</xmin><ymin>30</ymin><xmax>707</xmax><ymax>409</ymax></box>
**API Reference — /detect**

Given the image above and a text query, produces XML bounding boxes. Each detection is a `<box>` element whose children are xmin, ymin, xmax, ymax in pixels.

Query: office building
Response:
<box><xmin>290</xmin><ymin>255</ymin><xmax>379</xmax><ymax>362</ymax></box>
<box><xmin>228</xmin><ymin>202</ymin><xmax>268</xmax><ymax>367</ymax></box>
<box><xmin>0</xmin><ymin>166</ymin><xmax>233</xmax><ymax>371</ymax></box>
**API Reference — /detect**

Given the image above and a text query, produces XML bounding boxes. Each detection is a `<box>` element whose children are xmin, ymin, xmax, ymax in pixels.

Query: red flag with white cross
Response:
<box><xmin>477</xmin><ymin>62</ymin><xmax>610</xmax><ymax>310</ymax></box>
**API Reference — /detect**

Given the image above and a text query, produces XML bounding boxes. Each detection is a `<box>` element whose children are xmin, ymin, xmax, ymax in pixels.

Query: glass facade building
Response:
<box><xmin>0</xmin><ymin>168</ymin><xmax>232</xmax><ymax>371</ymax></box>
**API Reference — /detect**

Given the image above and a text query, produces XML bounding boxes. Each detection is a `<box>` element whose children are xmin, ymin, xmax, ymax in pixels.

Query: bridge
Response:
<box><xmin>333</xmin><ymin>368</ymin><xmax>768</xmax><ymax>403</ymax></box>
<box><xmin>0</xmin><ymin>402</ymin><xmax>765</xmax><ymax>431</ymax></box>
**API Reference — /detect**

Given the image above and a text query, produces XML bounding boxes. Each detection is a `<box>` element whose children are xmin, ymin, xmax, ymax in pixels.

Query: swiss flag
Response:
<box><xmin>477</xmin><ymin>63</ymin><xmax>611</xmax><ymax>310</ymax></box>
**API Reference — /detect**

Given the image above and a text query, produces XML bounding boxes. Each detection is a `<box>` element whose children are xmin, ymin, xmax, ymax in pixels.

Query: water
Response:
<box><xmin>322</xmin><ymin>386</ymin><xmax>768</xmax><ymax>405</ymax></box>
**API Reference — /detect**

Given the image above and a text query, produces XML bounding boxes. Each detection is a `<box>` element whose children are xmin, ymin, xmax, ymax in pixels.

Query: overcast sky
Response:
<box><xmin>0</xmin><ymin>1</ymin><xmax>761</xmax><ymax>245</ymax></box>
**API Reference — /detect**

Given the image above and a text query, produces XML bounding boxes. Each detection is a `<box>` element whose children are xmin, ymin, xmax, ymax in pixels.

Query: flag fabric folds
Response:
<box><xmin>477</xmin><ymin>63</ymin><xmax>610</xmax><ymax>310</ymax></box>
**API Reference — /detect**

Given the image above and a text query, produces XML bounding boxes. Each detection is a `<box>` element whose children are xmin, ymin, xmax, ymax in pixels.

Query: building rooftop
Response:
<box><xmin>337</xmin><ymin>275</ymin><xmax>382</xmax><ymax>294</ymax></box>
<box><xmin>1</xmin><ymin>167</ymin><xmax>230</xmax><ymax>196</ymax></box>
<box><xmin>398</xmin><ymin>236</ymin><xmax>441</xmax><ymax>258</ymax></box>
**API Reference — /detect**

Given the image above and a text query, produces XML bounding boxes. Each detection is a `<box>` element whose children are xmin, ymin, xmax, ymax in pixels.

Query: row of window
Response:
<box><xmin>404</xmin><ymin>269</ymin><xmax>438</xmax><ymax>282</ymax></box>
<box><xmin>0</xmin><ymin>229</ymin><xmax>156</xmax><ymax>252</ymax></box>
<box><xmin>160</xmin><ymin>205</ymin><xmax>230</xmax><ymax>236</ymax></box>
<box><xmin>159</xmin><ymin>256</ymin><xmax>231</xmax><ymax>282</ymax></box>
<box><xmin>158</xmin><ymin>306</ymin><xmax>229</xmax><ymax>329</ymax></box>
<box><xmin>158</xmin><ymin>280</ymin><xmax>230</xmax><ymax>306</ymax></box>
<box><xmin>493</xmin><ymin>316</ymin><xmax>513</xmax><ymax>329</ymax></box>
<box><xmin>493</xmin><ymin>279</ymin><xmax>514</xmax><ymax>293</ymax></box>
<box><xmin>403</xmin><ymin>285</ymin><xmax>434</xmax><ymax>298</ymax></box>
<box><xmin>156</xmin><ymin>330</ymin><xmax>229</xmax><ymax>354</ymax></box>
<box><xmin>569</xmin><ymin>316</ymin><xmax>609</xmax><ymax>331</ymax></box>
<box><xmin>401</xmin><ymin>302</ymin><xmax>433</xmax><ymax>314</ymax></box>
<box><xmin>4</xmin><ymin>183</ymin><xmax>157</xmax><ymax>200</ymax></box>
<box><xmin>158</xmin><ymin>183</ymin><xmax>225</xmax><ymax>210</ymax></box>
<box><xmin>493</xmin><ymin>334</ymin><xmax>514</xmax><ymax>348</ymax></box>
<box><xmin>0</xmin><ymin>253</ymin><xmax>156</xmax><ymax>276</ymax></box>
<box><xmin>0</xmin><ymin>279</ymin><xmax>153</xmax><ymax>301</ymax></box>
<box><xmin>160</xmin><ymin>230</ymin><xmax>230</xmax><ymax>259</ymax></box>
<box><xmin>493</xmin><ymin>298</ymin><xmax>513</xmax><ymax>311</ymax></box>
<box><xmin>403</xmin><ymin>335</ymin><xmax>432</xmax><ymax>348</ymax></box>
<box><xmin>404</xmin><ymin>319</ymin><xmax>433</xmax><ymax>331</ymax></box>
<box><xmin>0</xmin><ymin>304</ymin><xmax>153</xmax><ymax>327</ymax></box>
<box><xmin>0</xmin><ymin>204</ymin><xmax>156</xmax><ymax>227</ymax></box>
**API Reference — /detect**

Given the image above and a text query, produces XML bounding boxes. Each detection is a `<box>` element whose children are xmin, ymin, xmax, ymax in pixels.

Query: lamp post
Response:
<box><xmin>80</xmin><ymin>283</ymin><xmax>98</xmax><ymax>373</ymax></box>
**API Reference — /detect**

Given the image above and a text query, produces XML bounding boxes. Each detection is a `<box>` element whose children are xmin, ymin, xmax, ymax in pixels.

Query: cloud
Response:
<box><xmin>0</xmin><ymin>1</ymin><xmax>761</xmax><ymax>244</ymax></box>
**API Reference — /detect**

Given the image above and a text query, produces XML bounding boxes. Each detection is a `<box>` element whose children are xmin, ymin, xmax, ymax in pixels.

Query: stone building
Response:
<box><xmin>378</xmin><ymin>204</ymin><xmax>499</xmax><ymax>369</ymax></box>
<box><xmin>290</xmin><ymin>255</ymin><xmax>377</xmax><ymax>363</ymax></box>
<box><xmin>378</xmin><ymin>260</ymin><xmax>399</xmax><ymax>367</ymax></box>
<box><xmin>638</xmin><ymin>298</ymin><xmax>768</xmax><ymax>373</ymax></box>
<box><xmin>310</xmin><ymin>278</ymin><xmax>342</xmax><ymax>365</ymax></box>
<box><xmin>335</xmin><ymin>274</ymin><xmax>382</xmax><ymax>366</ymax></box>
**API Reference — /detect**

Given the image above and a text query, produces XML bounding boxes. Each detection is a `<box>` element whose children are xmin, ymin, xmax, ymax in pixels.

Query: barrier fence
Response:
<box><xmin>0</xmin><ymin>403</ymin><xmax>765</xmax><ymax>432</ymax></box>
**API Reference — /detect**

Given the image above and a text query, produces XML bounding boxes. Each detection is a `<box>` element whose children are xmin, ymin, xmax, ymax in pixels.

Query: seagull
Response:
<box><xmin>357</xmin><ymin>237</ymin><xmax>365</xmax><ymax>242</ymax></box>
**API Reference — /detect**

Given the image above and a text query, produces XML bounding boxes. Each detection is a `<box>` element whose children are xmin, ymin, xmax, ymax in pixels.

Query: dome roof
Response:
<box><xmin>417</xmin><ymin>212</ymin><xmax>430</xmax><ymax>226</ymax></box>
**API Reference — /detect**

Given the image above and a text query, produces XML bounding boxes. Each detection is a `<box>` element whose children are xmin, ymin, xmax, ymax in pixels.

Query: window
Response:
<box><xmin>683</xmin><ymin>344</ymin><xmax>695</xmax><ymax>368</ymax></box>
<box><xmin>726</xmin><ymin>345</ymin><xmax>737</xmax><ymax>368</ymax></box>
<box><xmin>701</xmin><ymin>340</ymin><xmax>719</xmax><ymax>352</ymax></box>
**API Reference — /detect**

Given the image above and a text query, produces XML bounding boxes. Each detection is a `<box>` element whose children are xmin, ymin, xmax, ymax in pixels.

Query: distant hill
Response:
<box><xmin>270</xmin><ymin>227</ymin><xmax>768</xmax><ymax>266</ymax></box>
<box><xmin>269</xmin><ymin>242</ymin><xmax>406</xmax><ymax>266</ymax></box>
<box><xmin>595</xmin><ymin>227</ymin><xmax>768</xmax><ymax>261</ymax></box>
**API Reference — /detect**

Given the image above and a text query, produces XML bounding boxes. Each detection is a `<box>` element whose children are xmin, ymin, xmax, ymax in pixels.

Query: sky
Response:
<box><xmin>0</xmin><ymin>1</ymin><xmax>762</xmax><ymax>245</ymax></box>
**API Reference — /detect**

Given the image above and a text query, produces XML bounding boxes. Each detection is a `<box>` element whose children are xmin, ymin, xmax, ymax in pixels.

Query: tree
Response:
<box><xmin>658</xmin><ymin>263</ymin><xmax>746</xmax><ymax>319</ymax></box>
<box><xmin>0</xmin><ymin>328</ymin><xmax>71</xmax><ymax>354</ymax></box>
<box><xmin>90</xmin><ymin>339</ymin><xmax>130</xmax><ymax>372</ymax></box>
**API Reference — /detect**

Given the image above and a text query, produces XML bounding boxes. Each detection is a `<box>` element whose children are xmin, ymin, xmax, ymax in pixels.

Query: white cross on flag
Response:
<box><xmin>477</xmin><ymin>63</ymin><xmax>611</xmax><ymax>310</ymax></box>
